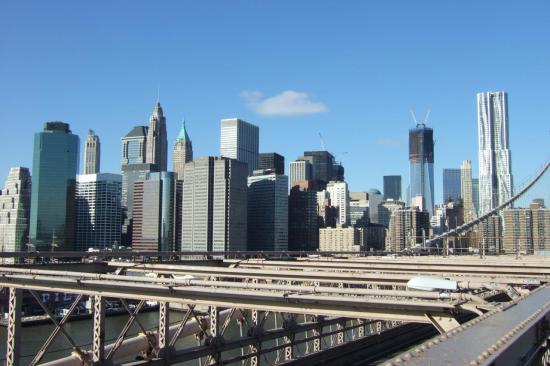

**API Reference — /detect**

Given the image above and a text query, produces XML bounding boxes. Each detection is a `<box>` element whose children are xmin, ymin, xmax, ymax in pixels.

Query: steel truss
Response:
<box><xmin>1</xmin><ymin>255</ymin><xmax>546</xmax><ymax>366</ymax></box>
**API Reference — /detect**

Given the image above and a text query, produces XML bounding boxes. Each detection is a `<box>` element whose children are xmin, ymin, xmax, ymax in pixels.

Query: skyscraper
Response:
<box><xmin>182</xmin><ymin>157</ymin><xmax>248</xmax><ymax>251</ymax></box>
<box><xmin>472</xmin><ymin>178</ymin><xmax>480</xmax><ymax>215</ymax></box>
<box><xmin>132</xmin><ymin>172</ymin><xmax>175</xmax><ymax>252</ymax></box>
<box><xmin>385</xmin><ymin>208</ymin><xmax>430</xmax><ymax>252</ymax></box>
<box><xmin>367</xmin><ymin>188</ymin><xmax>383</xmax><ymax>225</ymax></box>
<box><xmin>302</xmin><ymin>151</ymin><xmax>339</xmax><ymax>189</ymax></box>
<box><xmin>30</xmin><ymin>122</ymin><xmax>79</xmax><ymax>250</ymax></box>
<box><xmin>442</xmin><ymin>168</ymin><xmax>461</xmax><ymax>203</ymax></box>
<box><xmin>477</xmin><ymin>91</ymin><xmax>513</xmax><ymax>214</ymax></box>
<box><xmin>383</xmin><ymin>175</ymin><xmax>401</xmax><ymax>200</ymax></box>
<box><xmin>288</xmin><ymin>181</ymin><xmax>319</xmax><ymax>251</ymax></box>
<box><xmin>75</xmin><ymin>173</ymin><xmax>122</xmax><ymax>251</ymax></box>
<box><xmin>247</xmin><ymin>170</ymin><xmax>288</xmax><ymax>251</ymax></box>
<box><xmin>172</xmin><ymin>121</ymin><xmax>193</xmax><ymax>180</ymax></box>
<box><xmin>259</xmin><ymin>153</ymin><xmax>284</xmax><ymax>175</ymax></box>
<box><xmin>461</xmin><ymin>160</ymin><xmax>477</xmax><ymax>222</ymax></box>
<box><xmin>0</xmin><ymin>167</ymin><xmax>31</xmax><ymax>254</ymax></box>
<box><xmin>220</xmin><ymin>118</ymin><xmax>259</xmax><ymax>175</ymax></box>
<box><xmin>83</xmin><ymin>130</ymin><xmax>100</xmax><ymax>174</ymax></box>
<box><xmin>289</xmin><ymin>159</ymin><xmax>312</xmax><ymax>188</ymax></box>
<box><xmin>409</xmin><ymin>123</ymin><xmax>435</xmax><ymax>217</ymax></box>
<box><xmin>146</xmin><ymin>101</ymin><xmax>168</xmax><ymax>171</ymax></box>
<box><xmin>121</xmin><ymin>126</ymin><xmax>158</xmax><ymax>246</ymax></box>
<box><xmin>326</xmin><ymin>180</ymin><xmax>350</xmax><ymax>226</ymax></box>
<box><xmin>503</xmin><ymin>201</ymin><xmax>550</xmax><ymax>254</ymax></box>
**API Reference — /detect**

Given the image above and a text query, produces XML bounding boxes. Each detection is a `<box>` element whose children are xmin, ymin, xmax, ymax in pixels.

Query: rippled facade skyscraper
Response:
<box><xmin>477</xmin><ymin>91</ymin><xmax>513</xmax><ymax>214</ymax></box>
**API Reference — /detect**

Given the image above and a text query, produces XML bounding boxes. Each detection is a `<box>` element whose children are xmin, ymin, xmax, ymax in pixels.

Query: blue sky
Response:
<box><xmin>1</xmin><ymin>1</ymin><xmax>549</xmax><ymax>203</ymax></box>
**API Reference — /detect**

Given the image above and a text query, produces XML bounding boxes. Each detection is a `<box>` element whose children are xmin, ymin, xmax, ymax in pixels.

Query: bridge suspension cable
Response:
<box><xmin>426</xmin><ymin>160</ymin><xmax>550</xmax><ymax>246</ymax></box>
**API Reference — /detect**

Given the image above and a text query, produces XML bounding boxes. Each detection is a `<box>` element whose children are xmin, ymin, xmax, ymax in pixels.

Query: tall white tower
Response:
<box><xmin>220</xmin><ymin>118</ymin><xmax>259</xmax><ymax>175</ymax></box>
<box><xmin>477</xmin><ymin>91</ymin><xmax>513</xmax><ymax>214</ymax></box>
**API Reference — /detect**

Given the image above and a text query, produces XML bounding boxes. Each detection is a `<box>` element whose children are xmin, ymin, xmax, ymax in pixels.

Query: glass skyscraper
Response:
<box><xmin>409</xmin><ymin>123</ymin><xmax>434</xmax><ymax>217</ymax></box>
<box><xmin>247</xmin><ymin>170</ymin><xmax>289</xmax><ymax>251</ymax></box>
<box><xmin>443</xmin><ymin>168</ymin><xmax>461</xmax><ymax>203</ymax></box>
<box><xmin>383</xmin><ymin>175</ymin><xmax>402</xmax><ymax>200</ymax></box>
<box><xmin>30</xmin><ymin>122</ymin><xmax>79</xmax><ymax>250</ymax></box>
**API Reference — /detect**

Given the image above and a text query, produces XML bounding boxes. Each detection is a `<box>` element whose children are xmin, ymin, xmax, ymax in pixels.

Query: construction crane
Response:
<box><xmin>318</xmin><ymin>132</ymin><xmax>327</xmax><ymax>151</ymax></box>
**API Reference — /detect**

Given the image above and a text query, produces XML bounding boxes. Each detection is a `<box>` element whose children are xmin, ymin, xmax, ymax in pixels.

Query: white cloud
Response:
<box><xmin>241</xmin><ymin>90</ymin><xmax>328</xmax><ymax>116</ymax></box>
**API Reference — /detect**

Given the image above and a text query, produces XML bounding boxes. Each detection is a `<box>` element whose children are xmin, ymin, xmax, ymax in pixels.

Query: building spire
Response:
<box><xmin>176</xmin><ymin>119</ymin><xmax>190</xmax><ymax>141</ymax></box>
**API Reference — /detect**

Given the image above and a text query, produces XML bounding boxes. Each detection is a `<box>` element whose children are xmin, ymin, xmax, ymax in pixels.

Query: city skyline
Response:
<box><xmin>1</xmin><ymin>2</ymin><xmax>549</xmax><ymax>201</ymax></box>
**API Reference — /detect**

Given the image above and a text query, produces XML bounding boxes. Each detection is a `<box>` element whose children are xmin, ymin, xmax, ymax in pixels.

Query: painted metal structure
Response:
<box><xmin>0</xmin><ymin>254</ymin><xmax>549</xmax><ymax>366</ymax></box>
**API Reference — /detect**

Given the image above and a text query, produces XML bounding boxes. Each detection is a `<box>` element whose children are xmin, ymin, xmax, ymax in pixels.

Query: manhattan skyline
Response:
<box><xmin>1</xmin><ymin>1</ymin><xmax>549</xmax><ymax>201</ymax></box>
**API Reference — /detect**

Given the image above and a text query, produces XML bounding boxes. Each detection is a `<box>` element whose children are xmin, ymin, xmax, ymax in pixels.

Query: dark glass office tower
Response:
<box><xmin>30</xmin><ymin>122</ymin><xmax>79</xmax><ymax>250</ymax></box>
<box><xmin>409</xmin><ymin>124</ymin><xmax>434</xmax><ymax>217</ymax></box>
<box><xmin>443</xmin><ymin>168</ymin><xmax>461</xmax><ymax>203</ymax></box>
<box><xmin>383</xmin><ymin>175</ymin><xmax>402</xmax><ymax>200</ymax></box>
<box><xmin>258</xmin><ymin>153</ymin><xmax>285</xmax><ymax>175</ymax></box>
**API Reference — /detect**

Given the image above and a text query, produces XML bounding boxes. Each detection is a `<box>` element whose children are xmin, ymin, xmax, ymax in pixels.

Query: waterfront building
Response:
<box><xmin>247</xmin><ymin>170</ymin><xmax>288</xmax><ymax>251</ymax></box>
<box><xmin>132</xmin><ymin>172</ymin><xmax>175</xmax><ymax>252</ymax></box>
<box><xmin>478</xmin><ymin>215</ymin><xmax>502</xmax><ymax>254</ymax></box>
<box><xmin>0</xmin><ymin>167</ymin><xmax>31</xmax><ymax>253</ymax></box>
<box><xmin>383</xmin><ymin>175</ymin><xmax>402</xmax><ymax>201</ymax></box>
<box><xmin>477</xmin><ymin>91</ymin><xmax>513</xmax><ymax>214</ymax></box>
<box><xmin>443</xmin><ymin>168</ymin><xmax>461</xmax><ymax>203</ymax></box>
<box><xmin>259</xmin><ymin>153</ymin><xmax>284</xmax><ymax>175</ymax></box>
<box><xmin>172</xmin><ymin>121</ymin><xmax>193</xmax><ymax>180</ymax></box>
<box><xmin>75</xmin><ymin>173</ymin><xmax>122</xmax><ymax>251</ymax></box>
<box><xmin>319</xmin><ymin>226</ymin><xmax>367</xmax><ymax>252</ymax></box>
<box><xmin>146</xmin><ymin>101</ymin><xmax>168</xmax><ymax>171</ymax></box>
<box><xmin>83</xmin><ymin>130</ymin><xmax>100</xmax><ymax>174</ymax></box>
<box><xmin>409</xmin><ymin>123</ymin><xmax>435</xmax><ymax>217</ymax></box>
<box><xmin>289</xmin><ymin>159</ymin><xmax>312</xmax><ymax>188</ymax></box>
<box><xmin>288</xmin><ymin>181</ymin><xmax>319</xmax><ymax>251</ymax></box>
<box><xmin>30</xmin><ymin>122</ymin><xmax>79</xmax><ymax>250</ymax></box>
<box><xmin>220</xmin><ymin>118</ymin><xmax>259</xmax><ymax>175</ymax></box>
<box><xmin>182</xmin><ymin>157</ymin><xmax>248</xmax><ymax>251</ymax></box>
<box><xmin>503</xmin><ymin>201</ymin><xmax>550</xmax><ymax>254</ymax></box>
<box><xmin>461</xmin><ymin>160</ymin><xmax>477</xmax><ymax>222</ymax></box>
<box><xmin>326</xmin><ymin>180</ymin><xmax>349</xmax><ymax>226</ymax></box>
<box><xmin>385</xmin><ymin>207</ymin><xmax>430</xmax><ymax>252</ymax></box>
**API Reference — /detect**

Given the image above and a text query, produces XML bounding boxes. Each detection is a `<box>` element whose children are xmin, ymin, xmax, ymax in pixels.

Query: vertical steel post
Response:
<box><xmin>209</xmin><ymin>305</ymin><xmax>220</xmax><ymax>364</ymax></box>
<box><xmin>312</xmin><ymin>316</ymin><xmax>322</xmax><ymax>352</ymax></box>
<box><xmin>336</xmin><ymin>320</ymin><xmax>345</xmax><ymax>345</ymax></box>
<box><xmin>6</xmin><ymin>288</ymin><xmax>22</xmax><ymax>366</ymax></box>
<box><xmin>92</xmin><ymin>295</ymin><xmax>105</xmax><ymax>363</ymax></box>
<box><xmin>251</xmin><ymin>309</ymin><xmax>261</xmax><ymax>366</ymax></box>
<box><xmin>158</xmin><ymin>301</ymin><xmax>170</xmax><ymax>359</ymax></box>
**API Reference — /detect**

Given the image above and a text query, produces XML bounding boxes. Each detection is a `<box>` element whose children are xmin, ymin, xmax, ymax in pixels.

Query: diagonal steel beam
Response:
<box><xmin>106</xmin><ymin>299</ymin><xmax>146</xmax><ymax>360</ymax></box>
<box><xmin>31</xmin><ymin>294</ymin><xmax>84</xmax><ymax>366</ymax></box>
<box><xmin>28</xmin><ymin>291</ymin><xmax>84</xmax><ymax>356</ymax></box>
